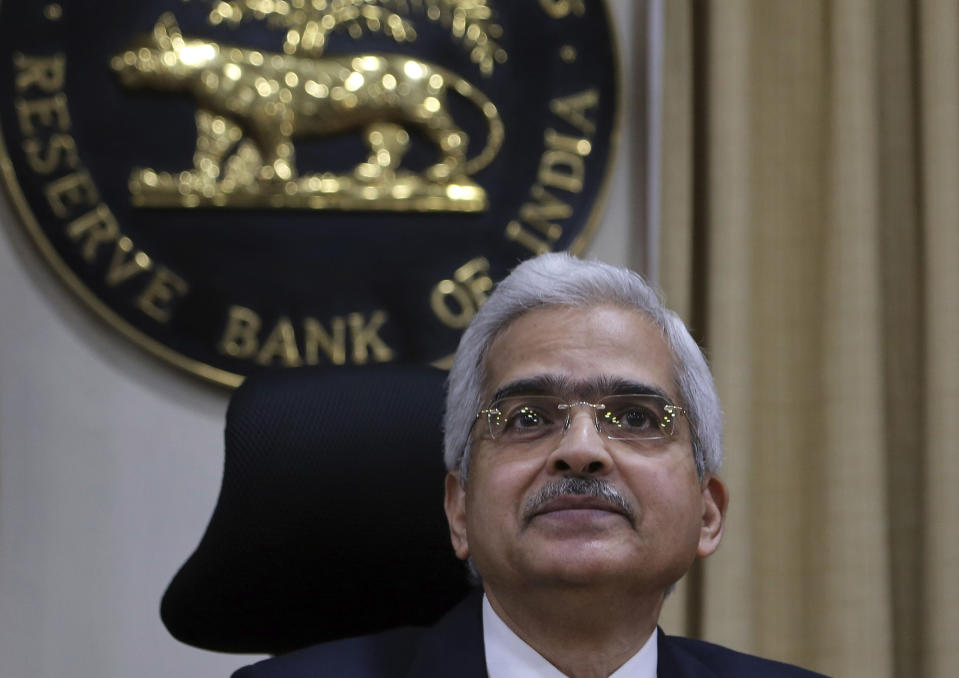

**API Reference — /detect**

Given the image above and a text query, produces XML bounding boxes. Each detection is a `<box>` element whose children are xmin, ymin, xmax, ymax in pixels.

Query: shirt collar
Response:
<box><xmin>481</xmin><ymin>593</ymin><xmax>657</xmax><ymax>678</ymax></box>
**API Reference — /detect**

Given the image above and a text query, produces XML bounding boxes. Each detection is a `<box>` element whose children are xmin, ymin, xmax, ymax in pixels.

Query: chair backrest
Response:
<box><xmin>161</xmin><ymin>365</ymin><xmax>470</xmax><ymax>654</ymax></box>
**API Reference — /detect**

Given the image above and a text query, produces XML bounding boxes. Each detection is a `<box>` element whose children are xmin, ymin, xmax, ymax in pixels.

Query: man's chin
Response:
<box><xmin>517</xmin><ymin>540</ymin><xmax>640</xmax><ymax>586</ymax></box>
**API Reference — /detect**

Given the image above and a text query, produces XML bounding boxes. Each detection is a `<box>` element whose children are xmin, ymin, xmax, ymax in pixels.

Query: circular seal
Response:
<box><xmin>0</xmin><ymin>0</ymin><xmax>619</xmax><ymax>386</ymax></box>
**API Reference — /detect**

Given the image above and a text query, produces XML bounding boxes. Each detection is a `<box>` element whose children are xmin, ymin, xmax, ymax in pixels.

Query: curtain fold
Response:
<box><xmin>918</xmin><ymin>3</ymin><xmax>959</xmax><ymax>675</ymax></box>
<box><xmin>658</xmin><ymin>1</ymin><xmax>958</xmax><ymax>676</ymax></box>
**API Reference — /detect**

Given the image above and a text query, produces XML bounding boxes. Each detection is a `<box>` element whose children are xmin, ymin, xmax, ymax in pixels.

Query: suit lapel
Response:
<box><xmin>656</xmin><ymin>629</ymin><xmax>718</xmax><ymax>678</ymax></box>
<box><xmin>408</xmin><ymin>592</ymin><xmax>487</xmax><ymax>678</ymax></box>
<box><xmin>408</xmin><ymin>601</ymin><xmax>721</xmax><ymax>678</ymax></box>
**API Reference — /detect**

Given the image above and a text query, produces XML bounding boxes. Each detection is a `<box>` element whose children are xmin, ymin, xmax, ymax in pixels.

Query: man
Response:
<box><xmin>234</xmin><ymin>253</ymin><xmax>825</xmax><ymax>677</ymax></box>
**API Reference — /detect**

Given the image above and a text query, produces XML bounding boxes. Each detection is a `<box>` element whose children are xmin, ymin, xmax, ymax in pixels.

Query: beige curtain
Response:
<box><xmin>655</xmin><ymin>1</ymin><xmax>959</xmax><ymax>676</ymax></box>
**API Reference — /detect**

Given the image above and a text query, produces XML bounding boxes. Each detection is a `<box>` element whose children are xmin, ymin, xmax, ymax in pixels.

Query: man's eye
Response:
<box><xmin>494</xmin><ymin>402</ymin><xmax>559</xmax><ymax>440</ymax></box>
<box><xmin>624</xmin><ymin>408</ymin><xmax>657</xmax><ymax>429</ymax></box>
<box><xmin>605</xmin><ymin>405</ymin><xmax>659</xmax><ymax>430</ymax></box>
<box><xmin>506</xmin><ymin>406</ymin><xmax>550</xmax><ymax>429</ymax></box>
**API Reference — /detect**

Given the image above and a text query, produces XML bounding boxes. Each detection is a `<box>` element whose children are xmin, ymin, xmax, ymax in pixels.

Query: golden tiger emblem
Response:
<box><xmin>112</xmin><ymin>13</ymin><xmax>503</xmax><ymax>210</ymax></box>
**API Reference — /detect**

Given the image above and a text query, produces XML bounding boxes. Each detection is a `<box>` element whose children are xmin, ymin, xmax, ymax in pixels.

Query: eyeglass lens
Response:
<box><xmin>484</xmin><ymin>394</ymin><xmax>680</xmax><ymax>443</ymax></box>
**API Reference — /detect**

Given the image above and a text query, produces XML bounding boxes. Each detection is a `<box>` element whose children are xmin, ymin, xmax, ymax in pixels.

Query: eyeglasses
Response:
<box><xmin>476</xmin><ymin>394</ymin><xmax>686</xmax><ymax>445</ymax></box>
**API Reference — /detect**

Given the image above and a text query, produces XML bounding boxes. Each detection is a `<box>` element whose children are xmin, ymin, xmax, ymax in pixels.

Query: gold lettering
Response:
<box><xmin>105</xmin><ymin>236</ymin><xmax>153</xmax><ymax>286</ymax></box>
<box><xmin>507</xmin><ymin>130</ymin><xmax>589</xmax><ymax>253</ymax></box>
<box><xmin>65</xmin><ymin>204</ymin><xmax>119</xmax><ymax>262</ymax></box>
<box><xmin>454</xmin><ymin>258</ymin><xmax>493</xmax><ymax>300</ymax></box>
<box><xmin>218</xmin><ymin>309</ymin><xmax>394</xmax><ymax>365</ymax></box>
<box><xmin>14</xmin><ymin>53</ymin><xmax>66</xmax><ymax>92</ymax></box>
<box><xmin>430</xmin><ymin>258</ymin><xmax>493</xmax><ymax>329</ymax></box>
<box><xmin>15</xmin><ymin>94</ymin><xmax>70</xmax><ymax>136</ymax></box>
<box><xmin>431</xmin><ymin>279</ymin><xmax>473</xmax><ymax>329</ymax></box>
<box><xmin>348</xmin><ymin>311</ymin><xmax>394</xmax><ymax>364</ymax></box>
<box><xmin>539</xmin><ymin>0</ymin><xmax>585</xmax><ymax>19</ymax></box>
<box><xmin>519</xmin><ymin>185</ymin><xmax>572</xmax><ymax>241</ymax></box>
<box><xmin>505</xmin><ymin>220</ymin><xmax>552</xmax><ymax>255</ymax></box>
<box><xmin>537</xmin><ymin>129</ymin><xmax>591</xmax><ymax>193</ymax></box>
<box><xmin>304</xmin><ymin>316</ymin><xmax>346</xmax><ymax>365</ymax></box>
<box><xmin>549</xmin><ymin>89</ymin><xmax>598</xmax><ymax>136</ymax></box>
<box><xmin>256</xmin><ymin>317</ymin><xmax>303</xmax><ymax>366</ymax></box>
<box><xmin>45</xmin><ymin>170</ymin><xmax>98</xmax><ymax>217</ymax></box>
<box><xmin>135</xmin><ymin>267</ymin><xmax>189</xmax><ymax>323</ymax></box>
<box><xmin>544</xmin><ymin>128</ymin><xmax>593</xmax><ymax>155</ymax></box>
<box><xmin>219</xmin><ymin>306</ymin><xmax>261</xmax><ymax>358</ymax></box>
<box><xmin>539</xmin><ymin>151</ymin><xmax>583</xmax><ymax>193</ymax></box>
<box><xmin>23</xmin><ymin>134</ymin><xmax>78</xmax><ymax>175</ymax></box>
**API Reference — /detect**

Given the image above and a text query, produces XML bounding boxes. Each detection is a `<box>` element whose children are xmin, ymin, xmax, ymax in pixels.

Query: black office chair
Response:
<box><xmin>161</xmin><ymin>365</ymin><xmax>470</xmax><ymax>655</ymax></box>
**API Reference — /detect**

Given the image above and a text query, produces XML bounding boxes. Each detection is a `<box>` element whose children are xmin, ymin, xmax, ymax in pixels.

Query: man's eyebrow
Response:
<box><xmin>594</xmin><ymin>376</ymin><xmax>672</xmax><ymax>401</ymax></box>
<box><xmin>489</xmin><ymin>375</ymin><xmax>673</xmax><ymax>403</ymax></box>
<box><xmin>490</xmin><ymin>375</ymin><xmax>570</xmax><ymax>402</ymax></box>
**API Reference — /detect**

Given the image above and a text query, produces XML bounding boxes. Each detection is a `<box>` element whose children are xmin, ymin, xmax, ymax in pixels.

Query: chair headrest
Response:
<box><xmin>161</xmin><ymin>365</ymin><xmax>470</xmax><ymax>654</ymax></box>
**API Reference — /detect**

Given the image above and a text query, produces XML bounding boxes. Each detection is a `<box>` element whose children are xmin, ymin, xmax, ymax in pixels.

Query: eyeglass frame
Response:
<box><xmin>474</xmin><ymin>393</ymin><xmax>688</xmax><ymax>446</ymax></box>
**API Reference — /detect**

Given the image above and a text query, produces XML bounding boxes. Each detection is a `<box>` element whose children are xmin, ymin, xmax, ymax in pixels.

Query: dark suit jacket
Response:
<box><xmin>232</xmin><ymin>593</ymin><xmax>828</xmax><ymax>677</ymax></box>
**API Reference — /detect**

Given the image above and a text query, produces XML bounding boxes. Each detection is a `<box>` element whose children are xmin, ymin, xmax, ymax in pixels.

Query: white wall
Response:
<box><xmin>0</xmin><ymin>2</ymin><xmax>642</xmax><ymax>675</ymax></box>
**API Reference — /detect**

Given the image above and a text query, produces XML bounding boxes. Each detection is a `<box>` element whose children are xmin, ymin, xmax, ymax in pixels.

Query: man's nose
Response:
<box><xmin>546</xmin><ymin>408</ymin><xmax>613</xmax><ymax>475</ymax></box>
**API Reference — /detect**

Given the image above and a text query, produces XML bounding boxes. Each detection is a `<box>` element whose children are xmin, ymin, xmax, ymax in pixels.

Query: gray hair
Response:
<box><xmin>443</xmin><ymin>253</ymin><xmax>722</xmax><ymax>480</ymax></box>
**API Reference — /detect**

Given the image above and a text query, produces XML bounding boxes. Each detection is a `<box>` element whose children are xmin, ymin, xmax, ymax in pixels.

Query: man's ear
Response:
<box><xmin>697</xmin><ymin>474</ymin><xmax>728</xmax><ymax>558</ymax></box>
<box><xmin>444</xmin><ymin>471</ymin><xmax>470</xmax><ymax>561</ymax></box>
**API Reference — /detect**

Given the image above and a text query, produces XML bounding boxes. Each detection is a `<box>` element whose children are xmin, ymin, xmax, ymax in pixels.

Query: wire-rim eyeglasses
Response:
<box><xmin>475</xmin><ymin>393</ymin><xmax>687</xmax><ymax>446</ymax></box>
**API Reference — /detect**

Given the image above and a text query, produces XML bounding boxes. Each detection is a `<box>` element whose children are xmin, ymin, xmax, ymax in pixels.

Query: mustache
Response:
<box><xmin>522</xmin><ymin>476</ymin><xmax>635</xmax><ymax>526</ymax></box>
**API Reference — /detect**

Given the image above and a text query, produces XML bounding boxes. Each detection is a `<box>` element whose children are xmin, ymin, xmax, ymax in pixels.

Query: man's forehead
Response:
<box><xmin>489</xmin><ymin>374</ymin><xmax>673</xmax><ymax>402</ymax></box>
<box><xmin>479</xmin><ymin>304</ymin><xmax>681</xmax><ymax>403</ymax></box>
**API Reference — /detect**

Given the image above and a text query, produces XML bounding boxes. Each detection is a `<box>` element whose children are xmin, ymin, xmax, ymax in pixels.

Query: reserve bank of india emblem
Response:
<box><xmin>1</xmin><ymin>0</ymin><xmax>619</xmax><ymax>386</ymax></box>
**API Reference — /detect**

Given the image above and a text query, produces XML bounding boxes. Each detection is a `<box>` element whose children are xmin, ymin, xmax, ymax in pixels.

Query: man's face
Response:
<box><xmin>444</xmin><ymin>304</ymin><xmax>727</xmax><ymax>599</ymax></box>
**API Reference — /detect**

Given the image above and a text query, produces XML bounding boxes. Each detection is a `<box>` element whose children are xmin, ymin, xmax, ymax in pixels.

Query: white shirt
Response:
<box><xmin>482</xmin><ymin>594</ymin><xmax>658</xmax><ymax>678</ymax></box>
